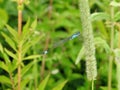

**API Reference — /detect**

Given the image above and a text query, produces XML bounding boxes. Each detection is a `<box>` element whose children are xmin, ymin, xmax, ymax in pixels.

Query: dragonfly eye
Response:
<box><xmin>70</xmin><ymin>32</ymin><xmax>80</xmax><ymax>40</ymax></box>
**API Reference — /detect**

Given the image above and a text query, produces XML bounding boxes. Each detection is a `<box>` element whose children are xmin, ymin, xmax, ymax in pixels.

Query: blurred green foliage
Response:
<box><xmin>0</xmin><ymin>0</ymin><xmax>120</xmax><ymax>90</ymax></box>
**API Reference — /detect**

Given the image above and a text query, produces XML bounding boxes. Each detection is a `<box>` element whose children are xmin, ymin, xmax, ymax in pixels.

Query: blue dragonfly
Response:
<box><xmin>41</xmin><ymin>32</ymin><xmax>80</xmax><ymax>55</ymax></box>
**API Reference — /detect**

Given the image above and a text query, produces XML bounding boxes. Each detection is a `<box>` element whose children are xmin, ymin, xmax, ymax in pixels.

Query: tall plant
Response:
<box><xmin>79</xmin><ymin>0</ymin><xmax>97</xmax><ymax>89</ymax></box>
<box><xmin>0</xmin><ymin>0</ymin><xmax>68</xmax><ymax>89</ymax></box>
<box><xmin>0</xmin><ymin>0</ymin><xmax>42</xmax><ymax>89</ymax></box>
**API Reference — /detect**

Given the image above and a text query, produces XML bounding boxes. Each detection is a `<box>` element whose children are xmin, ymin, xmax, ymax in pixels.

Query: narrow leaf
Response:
<box><xmin>0</xmin><ymin>43</ymin><xmax>3</xmax><ymax>53</ymax></box>
<box><xmin>1</xmin><ymin>32</ymin><xmax>17</xmax><ymax>51</ymax></box>
<box><xmin>94</xmin><ymin>37</ymin><xmax>111</xmax><ymax>53</ymax></box>
<box><xmin>22</xmin><ymin>42</ymin><xmax>32</xmax><ymax>56</ymax></box>
<box><xmin>0</xmin><ymin>75</ymin><xmax>11</xmax><ymax>84</ymax></box>
<box><xmin>75</xmin><ymin>46</ymin><xmax>85</xmax><ymax>64</ymax></box>
<box><xmin>2</xmin><ymin>52</ymin><xmax>11</xmax><ymax>64</ymax></box>
<box><xmin>91</xmin><ymin>12</ymin><xmax>110</xmax><ymax>21</ymax></box>
<box><xmin>31</xmin><ymin>36</ymin><xmax>42</xmax><ymax>46</ymax></box>
<box><xmin>22</xmin><ymin>35</ymin><xmax>43</xmax><ymax>56</ymax></box>
<box><xmin>52</xmin><ymin>80</ymin><xmax>68</xmax><ymax>90</ymax></box>
<box><xmin>95</xmin><ymin>21</ymin><xmax>109</xmax><ymax>40</ymax></box>
<box><xmin>0</xmin><ymin>9</ymin><xmax>8</xmax><ymax>29</ymax></box>
<box><xmin>14</xmin><ymin>62</ymin><xmax>34</xmax><ymax>85</ymax></box>
<box><xmin>38</xmin><ymin>74</ymin><xmax>50</xmax><ymax>90</ymax></box>
<box><xmin>5</xmin><ymin>24</ymin><xmax>18</xmax><ymax>39</ymax></box>
<box><xmin>23</xmin><ymin>55</ymin><xmax>41</xmax><ymax>61</ymax></box>
<box><xmin>114</xmin><ymin>11</ymin><xmax>120</xmax><ymax>21</ymax></box>
<box><xmin>21</xmin><ymin>62</ymin><xmax>34</xmax><ymax>76</ymax></box>
<box><xmin>23</xmin><ymin>18</ymin><xmax>30</xmax><ymax>32</ymax></box>
<box><xmin>0</xmin><ymin>53</ymin><xmax>16</xmax><ymax>73</ymax></box>
<box><xmin>22</xmin><ymin>18</ymin><xmax>31</xmax><ymax>41</ymax></box>
<box><xmin>0</xmin><ymin>61</ymin><xmax>9</xmax><ymax>73</ymax></box>
<box><xmin>21</xmin><ymin>78</ymin><xmax>30</xmax><ymax>90</ymax></box>
<box><xmin>4</xmin><ymin>48</ymin><xmax>17</xmax><ymax>60</ymax></box>
<box><xmin>9</xmin><ymin>59</ymin><xmax>18</xmax><ymax>73</ymax></box>
<box><xmin>31</xmin><ymin>19</ymin><xmax>37</xmax><ymax>30</ymax></box>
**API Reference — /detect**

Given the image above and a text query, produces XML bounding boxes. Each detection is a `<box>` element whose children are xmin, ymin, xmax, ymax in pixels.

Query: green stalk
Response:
<box><xmin>18</xmin><ymin>44</ymin><xmax>22</xmax><ymax>90</ymax></box>
<box><xmin>108</xmin><ymin>5</ymin><xmax>114</xmax><ymax>90</ymax></box>
<box><xmin>117</xmin><ymin>65</ymin><xmax>120</xmax><ymax>90</ymax></box>
<box><xmin>92</xmin><ymin>80</ymin><xmax>94</xmax><ymax>90</ymax></box>
<box><xmin>17</xmin><ymin>0</ymin><xmax>23</xmax><ymax>90</ymax></box>
<box><xmin>9</xmin><ymin>73</ymin><xmax>15</xmax><ymax>90</ymax></box>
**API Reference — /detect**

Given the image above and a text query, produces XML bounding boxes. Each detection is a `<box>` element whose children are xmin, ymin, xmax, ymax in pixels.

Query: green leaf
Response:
<box><xmin>0</xmin><ymin>9</ymin><xmax>8</xmax><ymax>29</ymax></box>
<box><xmin>94</xmin><ymin>21</ymin><xmax>109</xmax><ymax>40</ymax></box>
<box><xmin>0</xmin><ymin>75</ymin><xmax>11</xmax><ymax>84</ymax></box>
<box><xmin>91</xmin><ymin>12</ymin><xmax>110</xmax><ymax>21</ymax></box>
<box><xmin>30</xmin><ymin>35</ymin><xmax>42</xmax><ymax>46</ymax></box>
<box><xmin>52</xmin><ymin>80</ymin><xmax>68</xmax><ymax>90</ymax></box>
<box><xmin>22</xmin><ymin>42</ymin><xmax>32</xmax><ymax>56</ymax></box>
<box><xmin>21</xmin><ymin>62</ymin><xmax>34</xmax><ymax>76</ymax></box>
<box><xmin>8</xmin><ymin>59</ymin><xmax>17</xmax><ymax>73</ymax></box>
<box><xmin>4</xmin><ymin>48</ymin><xmax>17</xmax><ymax>60</ymax></box>
<box><xmin>22</xmin><ymin>35</ymin><xmax>43</xmax><ymax>56</ymax></box>
<box><xmin>114</xmin><ymin>11</ymin><xmax>120</xmax><ymax>21</ymax></box>
<box><xmin>110</xmin><ymin>1</ymin><xmax>120</xmax><ymax>7</ymax></box>
<box><xmin>0</xmin><ymin>43</ymin><xmax>3</xmax><ymax>53</ymax></box>
<box><xmin>22</xmin><ymin>18</ymin><xmax>31</xmax><ymax>40</ymax></box>
<box><xmin>0</xmin><ymin>61</ymin><xmax>9</xmax><ymax>73</ymax></box>
<box><xmin>2</xmin><ymin>52</ymin><xmax>11</xmax><ymax>65</ymax></box>
<box><xmin>14</xmin><ymin>62</ymin><xmax>34</xmax><ymax>85</ymax></box>
<box><xmin>94</xmin><ymin>37</ymin><xmax>111</xmax><ymax>53</ymax></box>
<box><xmin>1</xmin><ymin>32</ymin><xmax>17</xmax><ymax>51</ymax></box>
<box><xmin>75</xmin><ymin>46</ymin><xmax>85</xmax><ymax>64</ymax></box>
<box><xmin>0</xmin><ymin>53</ymin><xmax>16</xmax><ymax>73</ymax></box>
<box><xmin>23</xmin><ymin>55</ymin><xmax>41</xmax><ymax>61</ymax></box>
<box><xmin>55</xmin><ymin>18</ymin><xmax>74</xmax><ymax>28</ymax></box>
<box><xmin>5</xmin><ymin>24</ymin><xmax>18</xmax><ymax>40</ymax></box>
<box><xmin>23</xmin><ymin>18</ymin><xmax>30</xmax><ymax>31</ymax></box>
<box><xmin>69</xmin><ymin>74</ymin><xmax>82</xmax><ymax>81</ymax></box>
<box><xmin>100</xmin><ymin>86</ymin><xmax>117</xmax><ymax>90</ymax></box>
<box><xmin>21</xmin><ymin>78</ymin><xmax>30</xmax><ymax>90</ymax></box>
<box><xmin>31</xmin><ymin>19</ymin><xmax>37</xmax><ymax>30</ymax></box>
<box><xmin>38</xmin><ymin>74</ymin><xmax>50</xmax><ymax>90</ymax></box>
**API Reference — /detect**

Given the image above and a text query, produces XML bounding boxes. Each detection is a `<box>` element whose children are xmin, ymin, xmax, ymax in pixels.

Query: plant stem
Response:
<box><xmin>9</xmin><ymin>73</ymin><xmax>15</xmax><ymax>90</ymax></box>
<box><xmin>48</xmin><ymin>0</ymin><xmax>53</xmax><ymax>19</ymax></box>
<box><xmin>17</xmin><ymin>0</ymin><xmax>23</xmax><ymax>90</ymax></box>
<box><xmin>40</xmin><ymin>35</ymin><xmax>50</xmax><ymax>80</ymax></box>
<box><xmin>18</xmin><ymin>45</ymin><xmax>22</xmax><ymax>90</ymax></box>
<box><xmin>18</xmin><ymin>0</ymin><xmax>23</xmax><ymax>35</ymax></box>
<box><xmin>108</xmin><ymin>4</ymin><xmax>114</xmax><ymax>90</ymax></box>
<box><xmin>92</xmin><ymin>80</ymin><xmax>94</xmax><ymax>90</ymax></box>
